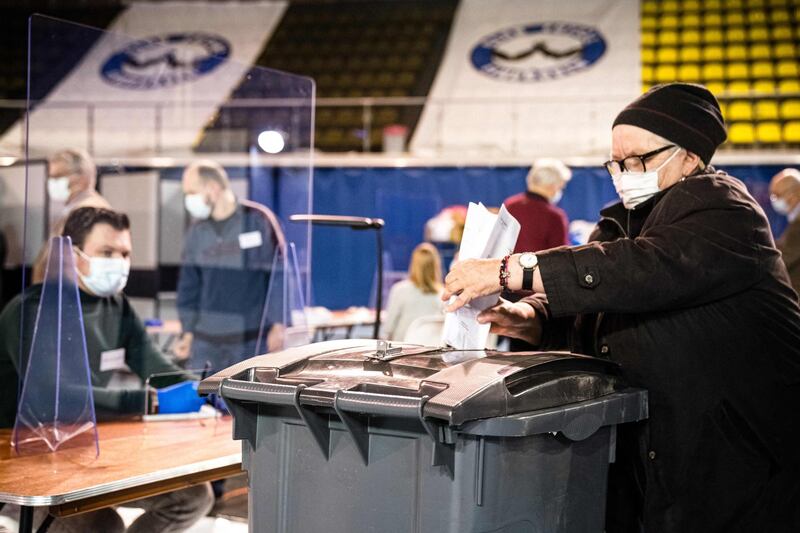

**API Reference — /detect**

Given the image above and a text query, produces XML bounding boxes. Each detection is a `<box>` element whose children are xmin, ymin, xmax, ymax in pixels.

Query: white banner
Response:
<box><xmin>410</xmin><ymin>0</ymin><xmax>640</xmax><ymax>159</ymax></box>
<box><xmin>2</xmin><ymin>1</ymin><xmax>287</xmax><ymax>157</ymax></box>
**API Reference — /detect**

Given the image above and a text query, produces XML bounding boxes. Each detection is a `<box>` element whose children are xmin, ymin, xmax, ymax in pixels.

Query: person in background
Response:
<box><xmin>382</xmin><ymin>243</ymin><xmax>444</xmax><ymax>341</ymax></box>
<box><xmin>173</xmin><ymin>160</ymin><xmax>284</xmax><ymax>372</ymax></box>
<box><xmin>32</xmin><ymin>149</ymin><xmax>111</xmax><ymax>283</ymax></box>
<box><xmin>0</xmin><ymin>207</ymin><xmax>213</xmax><ymax>532</ymax></box>
<box><xmin>504</xmin><ymin>158</ymin><xmax>571</xmax><ymax>253</ymax></box>
<box><xmin>770</xmin><ymin>167</ymin><xmax>800</xmax><ymax>296</ymax></box>
<box><xmin>443</xmin><ymin>83</ymin><xmax>800</xmax><ymax>531</ymax></box>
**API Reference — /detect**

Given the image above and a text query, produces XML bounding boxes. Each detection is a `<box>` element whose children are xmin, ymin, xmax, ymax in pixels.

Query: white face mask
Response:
<box><xmin>612</xmin><ymin>147</ymin><xmax>683</xmax><ymax>209</ymax></box>
<box><xmin>76</xmin><ymin>249</ymin><xmax>130</xmax><ymax>297</ymax></box>
<box><xmin>550</xmin><ymin>189</ymin><xmax>563</xmax><ymax>205</ymax></box>
<box><xmin>771</xmin><ymin>197</ymin><xmax>790</xmax><ymax>216</ymax></box>
<box><xmin>184</xmin><ymin>193</ymin><xmax>212</xmax><ymax>219</ymax></box>
<box><xmin>47</xmin><ymin>177</ymin><xmax>71</xmax><ymax>202</ymax></box>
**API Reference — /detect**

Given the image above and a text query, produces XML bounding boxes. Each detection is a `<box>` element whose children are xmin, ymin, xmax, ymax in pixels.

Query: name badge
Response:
<box><xmin>238</xmin><ymin>231</ymin><xmax>263</xmax><ymax>250</ymax></box>
<box><xmin>100</xmin><ymin>348</ymin><xmax>127</xmax><ymax>372</ymax></box>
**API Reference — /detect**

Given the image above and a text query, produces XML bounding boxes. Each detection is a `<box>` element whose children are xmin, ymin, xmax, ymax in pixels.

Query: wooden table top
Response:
<box><xmin>0</xmin><ymin>417</ymin><xmax>241</xmax><ymax>510</ymax></box>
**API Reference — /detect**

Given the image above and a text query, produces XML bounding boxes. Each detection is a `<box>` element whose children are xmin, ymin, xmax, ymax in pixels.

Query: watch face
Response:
<box><xmin>519</xmin><ymin>252</ymin><xmax>538</xmax><ymax>269</ymax></box>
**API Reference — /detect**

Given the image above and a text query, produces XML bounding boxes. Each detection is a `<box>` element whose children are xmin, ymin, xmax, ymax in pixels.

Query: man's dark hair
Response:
<box><xmin>62</xmin><ymin>207</ymin><xmax>130</xmax><ymax>249</ymax></box>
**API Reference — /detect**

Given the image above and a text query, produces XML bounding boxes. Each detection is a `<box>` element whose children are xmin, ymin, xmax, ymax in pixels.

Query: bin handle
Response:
<box><xmin>220</xmin><ymin>378</ymin><xmax>299</xmax><ymax>406</ymax></box>
<box><xmin>333</xmin><ymin>390</ymin><xmax>426</xmax><ymax>418</ymax></box>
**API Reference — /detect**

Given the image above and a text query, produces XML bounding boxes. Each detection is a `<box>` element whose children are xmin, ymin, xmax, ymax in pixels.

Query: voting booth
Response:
<box><xmin>11</xmin><ymin>15</ymin><xmax>314</xmax><ymax>453</ymax></box>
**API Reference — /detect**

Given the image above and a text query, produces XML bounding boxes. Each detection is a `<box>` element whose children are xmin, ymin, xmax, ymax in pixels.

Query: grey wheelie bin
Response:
<box><xmin>199</xmin><ymin>339</ymin><xmax>648</xmax><ymax>533</ymax></box>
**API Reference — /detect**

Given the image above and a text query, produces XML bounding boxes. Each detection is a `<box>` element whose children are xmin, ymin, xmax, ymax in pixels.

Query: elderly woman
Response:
<box><xmin>443</xmin><ymin>83</ymin><xmax>800</xmax><ymax>532</ymax></box>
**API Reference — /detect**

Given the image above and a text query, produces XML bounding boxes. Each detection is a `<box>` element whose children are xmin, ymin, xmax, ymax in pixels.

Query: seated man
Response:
<box><xmin>0</xmin><ymin>207</ymin><xmax>213</xmax><ymax>532</ymax></box>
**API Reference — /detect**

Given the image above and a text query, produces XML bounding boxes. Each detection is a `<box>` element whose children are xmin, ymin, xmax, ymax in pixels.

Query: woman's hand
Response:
<box><xmin>477</xmin><ymin>299</ymin><xmax>543</xmax><ymax>346</ymax></box>
<box><xmin>442</xmin><ymin>258</ymin><xmax>503</xmax><ymax>312</ymax></box>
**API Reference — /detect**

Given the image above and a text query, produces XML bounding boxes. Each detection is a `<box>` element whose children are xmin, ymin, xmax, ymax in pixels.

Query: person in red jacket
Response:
<box><xmin>504</xmin><ymin>158</ymin><xmax>571</xmax><ymax>253</ymax></box>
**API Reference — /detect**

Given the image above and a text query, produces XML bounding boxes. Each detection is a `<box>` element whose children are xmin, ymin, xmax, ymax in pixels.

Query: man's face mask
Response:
<box><xmin>47</xmin><ymin>177</ymin><xmax>71</xmax><ymax>202</ymax></box>
<box><xmin>611</xmin><ymin>146</ymin><xmax>683</xmax><ymax>209</ymax></box>
<box><xmin>75</xmin><ymin>248</ymin><xmax>130</xmax><ymax>297</ymax></box>
<box><xmin>184</xmin><ymin>193</ymin><xmax>212</xmax><ymax>219</ymax></box>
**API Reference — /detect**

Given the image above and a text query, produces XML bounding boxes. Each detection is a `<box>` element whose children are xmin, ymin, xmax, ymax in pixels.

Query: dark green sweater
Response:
<box><xmin>0</xmin><ymin>284</ymin><xmax>183</xmax><ymax>427</ymax></box>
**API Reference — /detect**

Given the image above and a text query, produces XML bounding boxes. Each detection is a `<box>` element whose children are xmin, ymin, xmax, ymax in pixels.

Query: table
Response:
<box><xmin>0</xmin><ymin>417</ymin><xmax>241</xmax><ymax>533</ymax></box>
<box><xmin>308</xmin><ymin>308</ymin><xmax>376</xmax><ymax>341</ymax></box>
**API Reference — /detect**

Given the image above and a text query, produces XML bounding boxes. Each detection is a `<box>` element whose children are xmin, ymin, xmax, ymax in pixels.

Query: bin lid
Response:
<box><xmin>200</xmin><ymin>339</ymin><xmax>622</xmax><ymax>426</ymax></box>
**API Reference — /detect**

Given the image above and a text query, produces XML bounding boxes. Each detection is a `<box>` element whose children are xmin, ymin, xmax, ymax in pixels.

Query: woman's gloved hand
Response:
<box><xmin>156</xmin><ymin>380</ymin><xmax>205</xmax><ymax>414</ymax></box>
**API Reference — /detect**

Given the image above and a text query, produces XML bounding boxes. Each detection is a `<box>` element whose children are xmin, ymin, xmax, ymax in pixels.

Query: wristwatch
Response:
<box><xmin>518</xmin><ymin>252</ymin><xmax>538</xmax><ymax>291</ymax></box>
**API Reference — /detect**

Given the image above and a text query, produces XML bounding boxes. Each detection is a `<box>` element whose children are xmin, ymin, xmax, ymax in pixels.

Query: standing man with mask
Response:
<box><xmin>769</xmin><ymin>168</ymin><xmax>800</xmax><ymax>295</ymax></box>
<box><xmin>0</xmin><ymin>207</ymin><xmax>213</xmax><ymax>532</ymax></box>
<box><xmin>173</xmin><ymin>160</ymin><xmax>284</xmax><ymax>372</ymax></box>
<box><xmin>504</xmin><ymin>158</ymin><xmax>572</xmax><ymax>253</ymax></box>
<box><xmin>32</xmin><ymin>149</ymin><xmax>111</xmax><ymax>283</ymax></box>
<box><xmin>442</xmin><ymin>83</ymin><xmax>800</xmax><ymax>531</ymax></box>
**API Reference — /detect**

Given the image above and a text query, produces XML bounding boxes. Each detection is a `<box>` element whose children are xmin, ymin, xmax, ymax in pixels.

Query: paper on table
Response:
<box><xmin>443</xmin><ymin>202</ymin><xmax>520</xmax><ymax>349</ymax></box>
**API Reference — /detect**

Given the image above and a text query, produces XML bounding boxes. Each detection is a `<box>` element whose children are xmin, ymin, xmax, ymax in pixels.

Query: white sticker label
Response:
<box><xmin>100</xmin><ymin>348</ymin><xmax>127</xmax><ymax>372</ymax></box>
<box><xmin>238</xmin><ymin>231</ymin><xmax>263</xmax><ymax>250</ymax></box>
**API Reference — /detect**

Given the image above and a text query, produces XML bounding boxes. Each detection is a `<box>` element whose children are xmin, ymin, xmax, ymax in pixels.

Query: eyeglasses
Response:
<box><xmin>604</xmin><ymin>144</ymin><xmax>677</xmax><ymax>177</ymax></box>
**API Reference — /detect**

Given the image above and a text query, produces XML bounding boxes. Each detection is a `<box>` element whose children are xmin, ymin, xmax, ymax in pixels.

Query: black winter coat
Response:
<box><xmin>526</xmin><ymin>169</ymin><xmax>800</xmax><ymax>532</ymax></box>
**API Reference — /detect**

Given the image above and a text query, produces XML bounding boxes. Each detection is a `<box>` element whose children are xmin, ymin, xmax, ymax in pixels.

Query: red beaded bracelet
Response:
<box><xmin>499</xmin><ymin>254</ymin><xmax>511</xmax><ymax>289</ymax></box>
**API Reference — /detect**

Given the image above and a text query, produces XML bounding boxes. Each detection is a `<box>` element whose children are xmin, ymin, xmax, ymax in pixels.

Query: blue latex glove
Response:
<box><xmin>156</xmin><ymin>380</ymin><xmax>205</xmax><ymax>414</ymax></box>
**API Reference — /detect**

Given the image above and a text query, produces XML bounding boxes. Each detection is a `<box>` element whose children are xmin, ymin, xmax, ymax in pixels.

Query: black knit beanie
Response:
<box><xmin>613</xmin><ymin>83</ymin><xmax>727</xmax><ymax>165</ymax></box>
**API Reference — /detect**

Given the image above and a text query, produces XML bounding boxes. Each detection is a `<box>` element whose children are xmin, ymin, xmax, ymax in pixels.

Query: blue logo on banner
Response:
<box><xmin>101</xmin><ymin>33</ymin><xmax>231</xmax><ymax>90</ymax></box>
<box><xmin>470</xmin><ymin>22</ymin><xmax>606</xmax><ymax>82</ymax></box>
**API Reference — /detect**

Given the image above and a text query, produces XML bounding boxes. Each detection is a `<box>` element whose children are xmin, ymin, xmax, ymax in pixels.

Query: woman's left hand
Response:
<box><xmin>442</xmin><ymin>257</ymin><xmax>503</xmax><ymax>312</ymax></box>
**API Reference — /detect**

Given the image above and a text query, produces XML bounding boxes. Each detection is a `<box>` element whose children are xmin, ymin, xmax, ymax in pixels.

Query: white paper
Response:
<box><xmin>100</xmin><ymin>348</ymin><xmax>127</xmax><ymax>372</ymax></box>
<box><xmin>238</xmin><ymin>230</ymin><xmax>264</xmax><ymax>249</ymax></box>
<box><xmin>443</xmin><ymin>203</ymin><xmax>520</xmax><ymax>349</ymax></box>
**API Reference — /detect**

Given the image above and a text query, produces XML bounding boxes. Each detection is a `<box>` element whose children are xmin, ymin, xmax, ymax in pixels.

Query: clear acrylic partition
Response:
<box><xmin>18</xmin><ymin>12</ymin><xmax>313</xmax><ymax>438</ymax></box>
<box><xmin>13</xmin><ymin>237</ymin><xmax>99</xmax><ymax>456</ymax></box>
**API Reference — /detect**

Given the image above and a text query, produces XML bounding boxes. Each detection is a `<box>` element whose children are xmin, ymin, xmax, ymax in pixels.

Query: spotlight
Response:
<box><xmin>257</xmin><ymin>130</ymin><xmax>285</xmax><ymax>154</ymax></box>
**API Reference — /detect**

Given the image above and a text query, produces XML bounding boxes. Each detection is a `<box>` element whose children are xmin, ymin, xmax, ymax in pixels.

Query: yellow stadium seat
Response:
<box><xmin>755</xmin><ymin>100</ymin><xmax>779</xmax><ymax>120</ymax></box>
<box><xmin>641</xmin><ymin>1</ymin><xmax>658</xmax><ymax>14</ymax></box>
<box><xmin>774</xmin><ymin>43</ymin><xmax>796</xmax><ymax>59</ymax></box>
<box><xmin>681</xmin><ymin>14</ymin><xmax>701</xmax><ymax>27</ymax></box>
<box><xmin>702</xmin><ymin>46</ymin><xmax>724</xmax><ymax>62</ymax></box>
<box><xmin>662</xmin><ymin>0</ymin><xmax>680</xmax><ymax>12</ymax></box>
<box><xmin>772</xmin><ymin>25</ymin><xmax>793</xmax><ymax>40</ymax></box>
<box><xmin>682</xmin><ymin>0</ymin><xmax>701</xmax><ymax>10</ymax></box>
<box><xmin>725</xmin><ymin>45</ymin><xmax>748</xmax><ymax>61</ymax></box>
<box><xmin>729</xmin><ymin>123</ymin><xmax>756</xmax><ymax>144</ymax></box>
<box><xmin>642</xmin><ymin>83</ymin><xmax>653</xmax><ymax>94</ymax></box>
<box><xmin>704</xmin><ymin>0</ymin><xmax>721</xmax><ymax>9</ymax></box>
<box><xmin>727</xmin><ymin>81</ymin><xmax>751</xmax><ymax>94</ymax></box>
<box><xmin>661</xmin><ymin>15</ymin><xmax>679</xmax><ymax>28</ymax></box>
<box><xmin>678</xmin><ymin>64</ymin><xmax>701</xmax><ymax>81</ymax></box>
<box><xmin>768</xmin><ymin>0</ymin><xmax>787</xmax><ymax>7</ymax></box>
<box><xmin>749</xmin><ymin>26</ymin><xmax>770</xmax><ymax>41</ymax></box>
<box><xmin>753</xmin><ymin>80</ymin><xmax>777</xmax><ymax>93</ymax></box>
<box><xmin>702</xmin><ymin>63</ymin><xmax>725</xmax><ymax>81</ymax></box>
<box><xmin>641</xmin><ymin>32</ymin><xmax>656</xmax><ymax>46</ymax></box>
<box><xmin>718</xmin><ymin>101</ymin><xmax>728</xmax><ymax>119</ymax></box>
<box><xmin>704</xmin><ymin>28</ymin><xmax>723</xmax><ymax>44</ymax></box>
<box><xmin>641</xmin><ymin>16</ymin><xmax>657</xmax><ymax>30</ymax></box>
<box><xmin>705</xmin><ymin>81</ymin><xmax>725</xmax><ymax>94</ymax></box>
<box><xmin>751</xmin><ymin>61</ymin><xmax>775</xmax><ymax>79</ymax></box>
<box><xmin>725</xmin><ymin>27</ymin><xmax>747</xmax><ymax>42</ymax></box>
<box><xmin>657</xmin><ymin>48</ymin><xmax>679</xmax><ymax>63</ymax></box>
<box><xmin>682</xmin><ymin>29</ymin><xmax>701</xmax><ymax>44</ymax></box>
<box><xmin>749</xmin><ymin>0</ymin><xmax>765</xmax><ymax>6</ymax></box>
<box><xmin>725</xmin><ymin>12</ymin><xmax>745</xmax><ymax>25</ymax></box>
<box><xmin>642</xmin><ymin>65</ymin><xmax>654</xmax><ymax>83</ymax></box>
<box><xmin>756</xmin><ymin>122</ymin><xmax>782</xmax><ymax>144</ymax></box>
<box><xmin>777</xmin><ymin>61</ymin><xmax>799</xmax><ymax>78</ymax></box>
<box><xmin>726</xmin><ymin>62</ymin><xmax>750</xmax><ymax>80</ymax></box>
<box><xmin>781</xmin><ymin>100</ymin><xmax>800</xmax><ymax>120</ymax></box>
<box><xmin>784</xmin><ymin>122</ymin><xmax>800</xmax><ymax>143</ymax></box>
<box><xmin>658</xmin><ymin>31</ymin><xmax>679</xmax><ymax>46</ymax></box>
<box><xmin>771</xmin><ymin>9</ymin><xmax>791</xmax><ymax>23</ymax></box>
<box><xmin>681</xmin><ymin>47</ymin><xmax>701</xmax><ymax>62</ymax></box>
<box><xmin>641</xmin><ymin>48</ymin><xmax>656</xmax><ymax>63</ymax></box>
<box><xmin>728</xmin><ymin>101</ymin><xmax>754</xmax><ymax>121</ymax></box>
<box><xmin>655</xmin><ymin>64</ymin><xmax>678</xmax><ymax>83</ymax></box>
<box><xmin>725</xmin><ymin>0</ymin><xmax>744</xmax><ymax>7</ymax></box>
<box><xmin>779</xmin><ymin>80</ymin><xmax>800</xmax><ymax>93</ymax></box>
<box><xmin>749</xmin><ymin>44</ymin><xmax>771</xmax><ymax>60</ymax></box>
<box><xmin>703</xmin><ymin>12</ymin><xmax>723</xmax><ymax>26</ymax></box>
<box><xmin>747</xmin><ymin>10</ymin><xmax>767</xmax><ymax>24</ymax></box>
